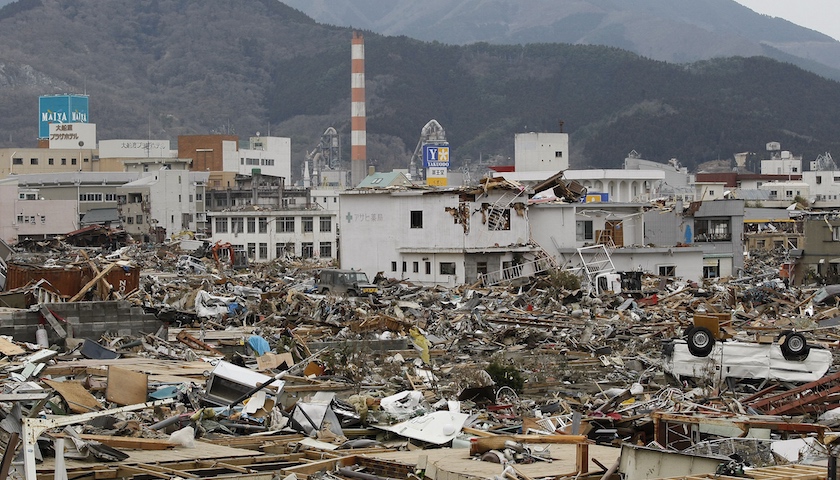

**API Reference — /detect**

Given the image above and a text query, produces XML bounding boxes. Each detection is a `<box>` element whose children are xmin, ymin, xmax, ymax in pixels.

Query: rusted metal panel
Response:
<box><xmin>5</xmin><ymin>263</ymin><xmax>139</xmax><ymax>298</ymax></box>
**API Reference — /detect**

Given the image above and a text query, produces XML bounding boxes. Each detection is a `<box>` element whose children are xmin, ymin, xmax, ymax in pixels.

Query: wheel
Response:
<box><xmin>780</xmin><ymin>332</ymin><xmax>810</xmax><ymax>360</ymax></box>
<box><xmin>686</xmin><ymin>326</ymin><xmax>715</xmax><ymax>357</ymax></box>
<box><xmin>347</xmin><ymin>289</ymin><xmax>358</xmax><ymax>297</ymax></box>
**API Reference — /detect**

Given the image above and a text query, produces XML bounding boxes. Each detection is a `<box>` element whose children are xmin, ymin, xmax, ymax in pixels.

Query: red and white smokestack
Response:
<box><xmin>351</xmin><ymin>32</ymin><xmax>367</xmax><ymax>186</ymax></box>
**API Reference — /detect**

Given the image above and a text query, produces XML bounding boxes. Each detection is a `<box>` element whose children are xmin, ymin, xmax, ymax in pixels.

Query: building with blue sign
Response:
<box><xmin>39</xmin><ymin>95</ymin><xmax>89</xmax><ymax>139</ymax></box>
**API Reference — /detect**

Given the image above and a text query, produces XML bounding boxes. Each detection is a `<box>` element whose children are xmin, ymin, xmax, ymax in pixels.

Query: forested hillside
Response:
<box><xmin>0</xmin><ymin>0</ymin><xmax>839</xmax><ymax>179</ymax></box>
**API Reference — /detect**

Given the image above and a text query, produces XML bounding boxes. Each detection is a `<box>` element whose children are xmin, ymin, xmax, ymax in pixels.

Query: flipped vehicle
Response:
<box><xmin>316</xmin><ymin>269</ymin><xmax>378</xmax><ymax>297</ymax></box>
<box><xmin>665</xmin><ymin>313</ymin><xmax>831</xmax><ymax>383</ymax></box>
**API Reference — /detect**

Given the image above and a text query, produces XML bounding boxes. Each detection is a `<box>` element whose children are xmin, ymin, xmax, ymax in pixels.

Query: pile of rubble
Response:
<box><xmin>1</xmin><ymin>241</ymin><xmax>840</xmax><ymax>480</ymax></box>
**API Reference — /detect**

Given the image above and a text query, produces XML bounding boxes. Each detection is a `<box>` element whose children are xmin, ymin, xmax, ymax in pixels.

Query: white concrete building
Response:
<box><xmin>223</xmin><ymin>135</ymin><xmax>291</xmax><ymax>180</ymax></box>
<box><xmin>761</xmin><ymin>150</ymin><xmax>802</xmax><ymax>176</ymax></box>
<box><xmin>118</xmin><ymin>169</ymin><xmax>209</xmax><ymax>241</ymax></box>
<box><xmin>514</xmin><ymin>132</ymin><xmax>569</xmax><ymax>172</ymax></box>
<box><xmin>339</xmin><ymin>181</ymin><xmax>536</xmax><ymax>287</ymax></box>
<box><xmin>802</xmin><ymin>170</ymin><xmax>840</xmax><ymax>208</ymax></box>
<box><xmin>0</xmin><ymin>177</ymin><xmax>78</xmax><ymax>244</ymax></box>
<box><xmin>757</xmin><ymin>181</ymin><xmax>811</xmax><ymax>208</ymax></box>
<box><xmin>209</xmin><ymin>208</ymin><xmax>337</xmax><ymax>262</ymax></box>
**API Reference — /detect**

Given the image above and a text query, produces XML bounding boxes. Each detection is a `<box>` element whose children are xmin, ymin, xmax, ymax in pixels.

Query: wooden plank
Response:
<box><xmin>0</xmin><ymin>336</ymin><xmax>26</xmax><ymax>355</ymax></box>
<box><xmin>42</xmin><ymin>378</ymin><xmax>101</xmax><ymax>413</ymax></box>
<box><xmin>106</xmin><ymin>365</ymin><xmax>148</xmax><ymax>406</ymax></box>
<box><xmin>69</xmin><ymin>262</ymin><xmax>116</xmax><ymax>302</ymax></box>
<box><xmin>52</xmin><ymin>433</ymin><xmax>175</xmax><ymax>450</ymax></box>
<box><xmin>38</xmin><ymin>304</ymin><xmax>67</xmax><ymax>338</ymax></box>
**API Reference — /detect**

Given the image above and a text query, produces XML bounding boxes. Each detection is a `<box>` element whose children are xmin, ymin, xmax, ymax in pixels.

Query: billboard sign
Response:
<box><xmin>39</xmin><ymin>95</ymin><xmax>89</xmax><ymax>139</ymax></box>
<box><xmin>423</xmin><ymin>144</ymin><xmax>450</xmax><ymax>168</ymax></box>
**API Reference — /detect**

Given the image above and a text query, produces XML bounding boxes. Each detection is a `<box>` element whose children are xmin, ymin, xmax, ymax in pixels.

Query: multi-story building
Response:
<box><xmin>117</xmin><ymin>169</ymin><xmax>208</xmax><ymax>242</ymax></box>
<box><xmin>339</xmin><ymin>178</ymin><xmax>538</xmax><ymax>287</ymax></box>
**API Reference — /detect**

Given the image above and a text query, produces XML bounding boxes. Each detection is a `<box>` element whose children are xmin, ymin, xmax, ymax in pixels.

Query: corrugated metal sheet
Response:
<box><xmin>6</xmin><ymin>263</ymin><xmax>139</xmax><ymax>298</ymax></box>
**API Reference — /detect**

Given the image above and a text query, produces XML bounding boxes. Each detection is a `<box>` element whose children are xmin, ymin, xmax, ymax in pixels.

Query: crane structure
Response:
<box><xmin>304</xmin><ymin>127</ymin><xmax>342</xmax><ymax>187</ymax></box>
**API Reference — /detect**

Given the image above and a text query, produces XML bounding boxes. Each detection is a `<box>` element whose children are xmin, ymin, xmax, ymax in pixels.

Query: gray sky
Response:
<box><xmin>734</xmin><ymin>0</ymin><xmax>840</xmax><ymax>41</ymax></box>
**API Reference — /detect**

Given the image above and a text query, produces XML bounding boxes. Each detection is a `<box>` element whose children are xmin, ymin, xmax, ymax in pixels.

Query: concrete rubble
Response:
<box><xmin>1</xmin><ymin>240</ymin><xmax>840</xmax><ymax>480</ymax></box>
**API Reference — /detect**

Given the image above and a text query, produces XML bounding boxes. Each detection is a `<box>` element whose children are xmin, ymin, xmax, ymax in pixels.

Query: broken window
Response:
<box><xmin>259</xmin><ymin>217</ymin><xmax>267</xmax><ymax>233</ymax></box>
<box><xmin>302</xmin><ymin>242</ymin><xmax>314</xmax><ymax>258</ymax></box>
<box><xmin>410</xmin><ymin>210</ymin><xmax>423</xmax><ymax>228</ymax></box>
<box><xmin>231</xmin><ymin>217</ymin><xmax>244</xmax><ymax>233</ymax></box>
<box><xmin>576</xmin><ymin>220</ymin><xmax>594</xmax><ymax>241</ymax></box>
<box><xmin>488</xmin><ymin>208</ymin><xmax>510</xmax><ymax>230</ymax></box>
<box><xmin>659</xmin><ymin>265</ymin><xmax>676</xmax><ymax>277</ymax></box>
<box><xmin>319</xmin><ymin>242</ymin><xmax>332</xmax><ymax>258</ymax></box>
<box><xmin>440</xmin><ymin>262</ymin><xmax>456</xmax><ymax>275</ymax></box>
<box><xmin>247</xmin><ymin>243</ymin><xmax>256</xmax><ymax>258</ymax></box>
<box><xmin>695</xmin><ymin>219</ymin><xmax>731</xmax><ymax>242</ymax></box>
<box><xmin>277</xmin><ymin>217</ymin><xmax>294</xmax><ymax>233</ymax></box>
<box><xmin>302</xmin><ymin>217</ymin><xmax>314</xmax><ymax>232</ymax></box>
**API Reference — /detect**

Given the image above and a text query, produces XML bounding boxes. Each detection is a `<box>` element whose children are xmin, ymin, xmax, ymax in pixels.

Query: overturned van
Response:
<box><xmin>663</xmin><ymin>336</ymin><xmax>831</xmax><ymax>383</ymax></box>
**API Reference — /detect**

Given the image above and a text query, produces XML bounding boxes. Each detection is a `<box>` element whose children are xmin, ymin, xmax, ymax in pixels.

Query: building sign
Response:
<box><xmin>39</xmin><ymin>95</ymin><xmax>89</xmax><ymax>139</ymax></box>
<box><xmin>48</xmin><ymin>123</ymin><xmax>96</xmax><ymax>149</ymax></box>
<box><xmin>423</xmin><ymin>144</ymin><xmax>450</xmax><ymax>168</ymax></box>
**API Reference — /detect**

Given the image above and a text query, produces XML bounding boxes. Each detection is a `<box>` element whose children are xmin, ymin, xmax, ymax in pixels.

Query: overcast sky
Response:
<box><xmin>734</xmin><ymin>0</ymin><xmax>840</xmax><ymax>41</ymax></box>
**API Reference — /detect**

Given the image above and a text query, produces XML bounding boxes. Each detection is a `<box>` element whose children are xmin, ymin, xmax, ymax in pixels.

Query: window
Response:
<box><xmin>196</xmin><ymin>193</ymin><xmax>203</xmax><ymax>201</ymax></box>
<box><xmin>413</xmin><ymin>261</ymin><xmax>419</xmax><ymax>273</ymax></box>
<box><xmin>12</xmin><ymin>157</ymin><xmax>22</xmax><ymax>165</ymax></box>
<box><xmin>302</xmin><ymin>242</ymin><xmax>314</xmax><ymax>259</ymax></box>
<box><xmin>215</xmin><ymin>217</ymin><xmax>228</xmax><ymax>233</ymax></box>
<box><xmin>488</xmin><ymin>208</ymin><xmax>510</xmax><ymax>230</ymax></box>
<box><xmin>319</xmin><ymin>242</ymin><xmax>332</xmax><ymax>258</ymax></box>
<box><xmin>477</xmin><ymin>262</ymin><xmax>488</xmax><ymax>275</ymax></box>
<box><xmin>440</xmin><ymin>262</ymin><xmax>456</xmax><ymax>275</ymax></box>
<box><xmin>576</xmin><ymin>220</ymin><xmax>594</xmax><ymax>241</ymax></box>
<box><xmin>555</xmin><ymin>151</ymin><xmax>563</xmax><ymax>158</ymax></box>
<box><xmin>402</xmin><ymin>261</ymin><xmax>407</xmax><ymax>272</ymax></box>
<box><xmin>302</xmin><ymin>216</ymin><xmax>314</xmax><ymax>232</ymax></box>
<box><xmin>247</xmin><ymin>243</ymin><xmax>256</xmax><ymax>258</ymax></box>
<box><xmin>71</xmin><ymin>158</ymin><xmax>77</xmax><ymax>165</ymax></box>
<box><xmin>231</xmin><ymin>217</ymin><xmax>244</xmax><ymax>233</ymax></box>
<box><xmin>410</xmin><ymin>210</ymin><xmax>423</xmax><ymax>228</ymax></box>
<box><xmin>391</xmin><ymin>261</ymin><xmax>397</xmax><ymax>272</ymax></box>
<box><xmin>320</xmin><ymin>216</ymin><xmax>332</xmax><ymax>232</ymax></box>
<box><xmin>695</xmin><ymin>219</ymin><xmax>731</xmax><ymax>242</ymax></box>
<box><xmin>833</xmin><ymin>226</ymin><xmax>840</xmax><ymax>241</ymax></box>
<box><xmin>425</xmin><ymin>261</ymin><xmax>431</xmax><ymax>274</ymax></box>
<box><xmin>16</xmin><ymin>215</ymin><xmax>23</xmax><ymax>223</ymax></box>
<box><xmin>259</xmin><ymin>217</ymin><xmax>267</xmax><ymax>233</ymax></box>
<box><xmin>135</xmin><ymin>215</ymin><xmax>143</xmax><ymax>224</ymax></box>
<box><xmin>276</xmin><ymin>242</ymin><xmax>295</xmax><ymax>258</ymax></box>
<box><xmin>61</xmin><ymin>158</ymin><xmax>66</xmax><ymax>165</ymax></box>
<box><xmin>708</xmin><ymin>190</ymin><xmax>715</xmax><ymax>196</ymax></box>
<box><xmin>277</xmin><ymin>217</ymin><xmax>294</xmax><ymax>232</ymax></box>
<box><xmin>247</xmin><ymin>217</ymin><xmax>256</xmax><ymax>233</ymax></box>
<box><xmin>817</xmin><ymin>176</ymin><xmax>823</xmax><ymax>184</ymax></box>
<box><xmin>259</xmin><ymin>243</ymin><xmax>268</xmax><ymax>259</ymax></box>
<box><xmin>48</xmin><ymin>158</ymin><xmax>54</xmax><ymax>165</ymax></box>
<box><xmin>757</xmin><ymin>240</ymin><xmax>766</xmax><ymax>249</ymax></box>
<box><xmin>126</xmin><ymin>216</ymin><xmax>133</xmax><ymax>224</ymax></box>
<box><xmin>79</xmin><ymin>193</ymin><xmax>103</xmax><ymax>202</ymax></box>
<box><xmin>658</xmin><ymin>265</ymin><xmax>676</xmax><ymax>277</ymax></box>
<box><xmin>216</xmin><ymin>198</ymin><xmax>227</xmax><ymax>207</ymax></box>
<box><xmin>105</xmin><ymin>193</ymin><xmax>116</xmax><ymax>201</ymax></box>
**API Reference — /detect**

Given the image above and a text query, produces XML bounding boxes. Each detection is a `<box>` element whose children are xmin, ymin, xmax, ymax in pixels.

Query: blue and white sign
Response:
<box><xmin>423</xmin><ymin>144</ymin><xmax>450</xmax><ymax>168</ymax></box>
<box><xmin>39</xmin><ymin>95</ymin><xmax>89</xmax><ymax>139</ymax></box>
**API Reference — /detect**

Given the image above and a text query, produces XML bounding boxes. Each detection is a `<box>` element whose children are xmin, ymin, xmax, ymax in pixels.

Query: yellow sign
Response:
<box><xmin>427</xmin><ymin>177</ymin><xmax>448</xmax><ymax>186</ymax></box>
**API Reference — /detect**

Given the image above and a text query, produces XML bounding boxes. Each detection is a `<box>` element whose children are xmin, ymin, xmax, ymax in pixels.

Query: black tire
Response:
<box><xmin>347</xmin><ymin>289</ymin><xmax>358</xmax><ymax>297</ymax></box>
<box><xmin>686</xmin><ymin>326</ymin><xmax>715</xmax><ymax>357</ymax></box>
<box><xmin>780</xmin><ymin>332</ymin><xmax>810</xmax><ymax>361</ymax></box>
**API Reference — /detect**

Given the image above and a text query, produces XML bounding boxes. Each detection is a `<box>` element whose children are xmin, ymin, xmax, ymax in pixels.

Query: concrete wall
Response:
<box><xmin>0</xmin><ymin>301</ymin><xmax>160</xmax><ymax>345</ymax></box>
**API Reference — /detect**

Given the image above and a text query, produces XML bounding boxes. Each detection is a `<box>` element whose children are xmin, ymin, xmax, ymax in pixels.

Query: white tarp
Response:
<box><xmin>377</xmin><ymin>410</ymin><xmax>470</xmax><ymax>445</ymax></box>
<box><xmin>665</xmin><ymin>340</ymin><xmax>831</xmax><ymax>382</ymax></box>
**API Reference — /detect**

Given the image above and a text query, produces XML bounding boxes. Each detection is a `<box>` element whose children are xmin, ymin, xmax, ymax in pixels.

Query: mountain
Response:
<box><xmin>1</xmin><ymin>0</ymin><xmax>840</xmax><ymax>180</ymax></box>
<box><xmin>282</xmin><ymin>0</ymin><xmax>840</xmax><ymax>82</ymax></box>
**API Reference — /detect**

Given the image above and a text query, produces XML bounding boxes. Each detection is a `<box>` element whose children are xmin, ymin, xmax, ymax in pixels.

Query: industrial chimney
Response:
<box><xmin>351</xmin><ymin>32</ymin><xmax>367</xmax><ymax>186</ymax></box>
